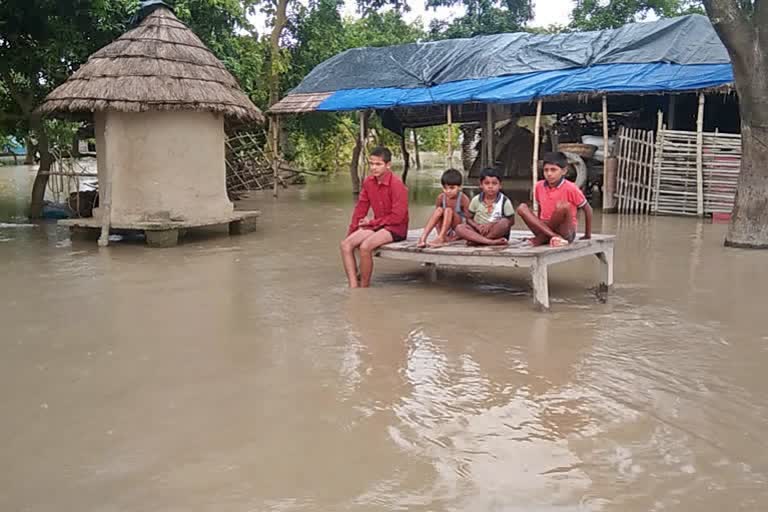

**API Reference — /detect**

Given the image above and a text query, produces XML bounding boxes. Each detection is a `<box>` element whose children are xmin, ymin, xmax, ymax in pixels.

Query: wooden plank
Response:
<box><xmin>379</xmin><ymin>229</ymin><xmax>616</xmax><ymax>258</ymax></box>
<box><xmin>696</xmin><ymin>93</ymin><xmax>705</xmax><ymax>216</ymax></box>
<box><xmin>376</xmin><ymin>229</ymin><xmax>615</xmax><ymax>310</ymax></box>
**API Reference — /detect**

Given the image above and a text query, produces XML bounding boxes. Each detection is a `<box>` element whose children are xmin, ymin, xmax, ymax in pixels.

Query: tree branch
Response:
<box><xmin>0</xmin><ymin>70</ymin><xmax>33</xmax><ymax>115</ymax></box>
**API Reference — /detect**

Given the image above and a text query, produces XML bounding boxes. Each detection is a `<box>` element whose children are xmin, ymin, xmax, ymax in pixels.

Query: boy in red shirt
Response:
<box><xmin>340</xmin><ymin>146</ymin><xmax>409</xmax><ymax>288</ymax></box>
<box><xmin>516</xmin><ymin>152</ymin><xmax>592</xmax><ymax>247</ymax></box>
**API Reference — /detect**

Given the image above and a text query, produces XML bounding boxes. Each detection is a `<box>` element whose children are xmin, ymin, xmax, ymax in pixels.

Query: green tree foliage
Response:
<box><xmin>283</xmin><ymin>7</ymin><xmax>425</xmax><ymax>174</ymax></box>
<box><xmin>571</xmin><ymin>0</ymin><xmax>703</xmax><ymax>30</ymax></box>
<box><xmin>426</xmin><ymin>0</ymin><xmax>533</xmax><ymax>39</ymax></box>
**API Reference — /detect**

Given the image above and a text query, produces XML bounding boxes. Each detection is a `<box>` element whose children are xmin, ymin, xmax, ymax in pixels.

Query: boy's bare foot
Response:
<box><xmin>428</xmin><ymin>237</ymin><xmax>446</xmax><ymax>248</ymax></box>
<box><xmin>549</xmin><ymin>236</ymin><xmax>569</xmax><ymax>247</ymax></box>
<box><xmin>490</xmin><ymin>238</ymin><xmax>508</xmax><ymax>246</ymax></box>
<box><xmin>416</xmin><ymin>237</ymin><xmax>427</xmax><ymax>248</ymax></box>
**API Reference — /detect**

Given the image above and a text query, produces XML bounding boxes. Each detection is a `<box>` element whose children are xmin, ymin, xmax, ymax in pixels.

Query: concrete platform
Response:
<box><xmin>59</xmin><ymin>210</ymin><xmax>260</xmax><ymax>247</ymax></box>
<box><xmin>376</xmin><ymin>229</ymin><xmax>616</xmax><ymax>310</ymax></box>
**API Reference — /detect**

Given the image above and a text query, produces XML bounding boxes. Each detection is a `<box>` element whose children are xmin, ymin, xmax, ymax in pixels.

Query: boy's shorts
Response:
<box><xmin>376</xmin><ymin>227</ymin><xmax>406</xmax><ymax>242</ymax></box>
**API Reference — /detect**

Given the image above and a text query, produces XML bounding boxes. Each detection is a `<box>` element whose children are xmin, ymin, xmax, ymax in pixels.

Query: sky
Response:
<box><xmin>248</xmin><ymin>0</ymin><xmax>576</xmax><ymax>36</ymax></box>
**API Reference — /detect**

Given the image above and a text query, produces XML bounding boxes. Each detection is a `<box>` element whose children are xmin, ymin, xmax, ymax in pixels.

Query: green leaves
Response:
<box><xmin>427</xmin><ymin>0</ymin><xmax>533</xmax><ymax>39</ymax></box>
<box><xmin>570</xmin><ymin>0</ymin><xmax>703</xmax><ymax>30</ymax></box>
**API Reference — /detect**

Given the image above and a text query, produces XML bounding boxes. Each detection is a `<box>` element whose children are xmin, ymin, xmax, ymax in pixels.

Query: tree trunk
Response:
<box><xmin>703</xmin><ymin>0</ymin><xmax>768</xmax><ymax>248</ymax></box>
<box><xmin>266</xmin><ymin>0</ymin><xmax>289</xmax><ymax>195</ymax></box>
<box><xmin>349</xmin><ymin>112</ymin><xmax>370</xmax><ymax>194</ymax></box>
<box><xmin>400</xmin><ymin>133</ymin><xmax>410</xmax><ymax>183</ymax></box>
<box><xmin>268</xmin><ymin>0</ymin><xmax>289</xmax><ymax>108</ymax></box>
<box><xmin>412</xmin><ymin>128</ymin><xmax>421</xmax><ymax>170</ymax></box>
<box><xmin>24</xmin><ymin>137</ymin><xmax>35</xmax><ymax>165</ymax></box>
<box><xmin>725</xmin><ymin>122</ymin><xmax>768</xmax><ymax>248</ymax></box>
<box><xmin>29</xmin><ymin>122</ymin><xmax>52</xmax><ymax>219</ymax></box>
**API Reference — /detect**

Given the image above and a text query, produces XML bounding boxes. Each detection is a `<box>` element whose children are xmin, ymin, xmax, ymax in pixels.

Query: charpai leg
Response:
<box><xmin>530</xmin><ymin>261</ymin><xmax>549</xmax><ymax>311</ymax></box>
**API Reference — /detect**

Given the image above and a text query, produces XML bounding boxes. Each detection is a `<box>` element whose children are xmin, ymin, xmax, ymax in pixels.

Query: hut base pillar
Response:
<box><xmin>229</xmin><ymin>216</ymin><xmax>258</xmax><ymax>235</ymax></box>
<box><xmin>145</xmin><ymin>229</ymin><xmax>179</xmax><ymax>248</ymax></box>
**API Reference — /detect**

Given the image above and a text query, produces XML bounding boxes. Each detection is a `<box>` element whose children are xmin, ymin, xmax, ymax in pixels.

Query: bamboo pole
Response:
<box><xmin>447</xmin><ymin>105</ymin><xmax>453</xmax><ymax>167</ymax></box>
<box><xmin>644</xmin><ymin>130</ymin><xmax>655</xmax><ymax>213</ymax></box>
<box><xmin>531</xmin><ymin>99</ymin><xmax>543</xmax><ymax>212</ymax></box>
<box><xmin>272</xmin><ymin>115</ymin><xmax>280</xmax><ymax>198</ymax></box>
<box><xmin>601</xmin><ymin>95</ymin><xmax>610</xmax><ymax>210</ymax></box>
<box><xmin>616</xmin><ymin>127</ymin><xmax>624</xmax><ymax>213</ymax></box>
<box><xmin>359</xmin><ymin>110</ymin><xmax>367</xmax><ymax>178</ymax></box>
<box><xmin>412</xmin><ymin>128</ymin><xmax>421</xmax><ymax>170</ymax></box>
<box><xmin>653</xmin><ymin>110</ymin><xmax>664</xmax><ymax>213</ymax></box>
<box><xmin>696</xmin><ymin>92</ymin><xmax>705</xmax><ymax>216</ymax></box>
<box><xmin>486</xmin><ymin>105</ymin><xmax>494</xmax><ymax>167</ymax></box>
<box><xmin>602</xmin><ymin>95</ymin><xmax>609</xmax><ymax>161</ymax></box>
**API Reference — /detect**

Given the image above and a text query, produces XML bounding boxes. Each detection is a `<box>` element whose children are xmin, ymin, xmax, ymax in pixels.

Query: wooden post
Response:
<box><xmin>412</xmin><ymin>128</ymin><xmax>421</xmax><ymax>170</ymax></box>
<box><xmin>531</xmin><ymin>99</ymin><xmax>543</xmax><ymax>211</ymax></box>
<box><xmin>485</xmin><ymin>105</ymin><xmax>494</xmax><ymax>166</ymax></box>
<box><xmin>601</xmin><ymin>95</ymin><xmax>611</xmax><ymax>210</ymax></box>
<box><xmin>97</xmin><ymin>164</ymin><xmax>112</xmax><ymax>247</ymax></box>
<box><xmin>601</xmin><ymin>96</ymin><xmax>610</xmax><ymax>161</ymax></box>
<box><xmin>97</xmin><ymin>118</ymin><xmax>112</xmax><ymax>248</ymax></box>
<box><xmin>271</xmin><ymin>115</ymin><xmax>280</xmax><ymax>198</ymax></box>
<box><xmin>446</xmin><ymin>105</ymin><xmax>453</xmax><ymax>167</ymax></box>
<box><xmin>530</xmin><ymin>261</ymin><xmax>549</xmax><ymax>311</ymax></box>
<box><xmin>668</xmin><ymin>95</ymin><xmax>677</xmax><ymax>130</ymax></box>
<box><xmin>696</xmin><ymin>92</ymin><xmax>705</xmax><ymax>216</ymax></box>
<box><xmin>359</xmin><ymin>110</ymin><xmax>367</xmax><ymax>178</ymax></box>
<box><xmin>400</xmin><ymin>132</ymin><xmax>410</xmax><ymax>183</ymax></box>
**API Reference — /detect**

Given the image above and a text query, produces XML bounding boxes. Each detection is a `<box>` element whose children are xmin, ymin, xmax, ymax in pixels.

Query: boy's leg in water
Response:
<box><xmin>340</xmin><ymin>229</ymin><xmax>376</xmax><ymax>287</ymax></box>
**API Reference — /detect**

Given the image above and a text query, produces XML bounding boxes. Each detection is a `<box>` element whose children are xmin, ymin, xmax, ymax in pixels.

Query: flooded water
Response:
<box><xmin>2</xmin><ymin>164</ymin><xmax>768</xmax><ymax>511</ymax></box>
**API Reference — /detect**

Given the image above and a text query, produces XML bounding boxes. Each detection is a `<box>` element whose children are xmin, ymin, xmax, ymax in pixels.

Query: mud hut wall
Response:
<box><xmin>105</xmin><ymin>110</ymin><xmax>233</xmax><ymax>224</ymax></box>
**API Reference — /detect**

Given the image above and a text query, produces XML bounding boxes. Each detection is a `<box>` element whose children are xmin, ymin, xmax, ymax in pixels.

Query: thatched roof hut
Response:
<box><xmin>39</xmin><ymin>2</ymin><xmax>263</xmax><ymax>246</ymax></box>
<box><xmin>38</xmin><ymin>2</ymin><xmax>263</xmax><ymax>123</ymax></box>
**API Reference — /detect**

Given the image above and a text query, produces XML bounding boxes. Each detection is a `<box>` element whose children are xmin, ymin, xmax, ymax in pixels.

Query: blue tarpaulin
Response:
<box><xmin>275</xmin><ymin>14</ymin><xmax>733</xmax><ymax>113</ymax></box>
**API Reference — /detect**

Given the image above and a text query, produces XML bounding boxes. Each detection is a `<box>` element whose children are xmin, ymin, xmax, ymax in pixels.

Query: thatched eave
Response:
<box><xmin>37</xmin><ymin>6</ymin><xmax>264</xmax><ymax>124</ymax></box>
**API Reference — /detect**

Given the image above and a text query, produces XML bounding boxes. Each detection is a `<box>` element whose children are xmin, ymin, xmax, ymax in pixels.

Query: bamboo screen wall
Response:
<box><xmin>616</xmin><ymin>127</ymin><xmax>741</xmax><ymax>216</ymax></box>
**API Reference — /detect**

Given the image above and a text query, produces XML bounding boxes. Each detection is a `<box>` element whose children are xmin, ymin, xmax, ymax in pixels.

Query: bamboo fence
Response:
<box><xmin>653</xmin><ymin>129</ymin><xmax>741</xmax><ymax>216</ymax></box>
<box><xmin>615</xmin><ymin>127</ymin><xmax>656</xmax><ymax>214</ymax></box>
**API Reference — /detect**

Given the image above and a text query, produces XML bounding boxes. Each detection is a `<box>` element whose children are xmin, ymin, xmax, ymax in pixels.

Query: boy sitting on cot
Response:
<box><xmin>454</xmin><ymin>168</ymin><xmax>515</xmax><ymax>246</ymax></box>
<box><xmin>516</xmin><ymin>151</ymin><xmax>593</xmax><ymax>247</ymax></box>
<box><xmin>417</xmin><ymin>168</ymin><xmax>471</xmax><ymax>248</ymax></box>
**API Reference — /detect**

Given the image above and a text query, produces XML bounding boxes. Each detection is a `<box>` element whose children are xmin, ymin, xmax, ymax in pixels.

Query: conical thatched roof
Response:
<box><xmin>38</xmin><ymin>5</ymin><xmax>264</xmax><ymax>123</ymax></box>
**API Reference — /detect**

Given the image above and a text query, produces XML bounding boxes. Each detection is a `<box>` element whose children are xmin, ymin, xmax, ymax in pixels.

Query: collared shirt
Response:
<box><xmin>535</xmin><ymin>178</ymin><xmax>587</xmax><ymax>228</ymax></box>
<box><xmin>468</xmin><ymin>192</ymin><xmax>514</xmax><ymax>224</ymax></box>
<box><xmin>348</xmin><ymin>171</ymin><xmax>409</xmax><ymax>238</ymax></box>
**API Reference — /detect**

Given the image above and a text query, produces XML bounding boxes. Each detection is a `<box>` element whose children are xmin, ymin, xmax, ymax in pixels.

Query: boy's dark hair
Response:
<box><xmin>542</xmin><ymin>151</ymin><xmax>568</xmax><ymax>169</ymax></box>
<box><xmin>370</xmin><ymin>146</ymin><xmax>392</xmax><ymax>163</ymax></box>
<box><xmin>441</xmin><ymin>168</ymin><xmax>463</xmax><ymax>187</ymax></box>
<box><xmin>479</xmin><ymin>168</ymin><xmax>502</xmax><ymax>183</ymax></box>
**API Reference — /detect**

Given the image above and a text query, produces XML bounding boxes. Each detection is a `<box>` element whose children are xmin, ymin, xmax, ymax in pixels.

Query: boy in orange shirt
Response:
<box><xmin>516</xmin><ymin>152</ymin><xmax>592</xmax><ymax>247</ymax></box>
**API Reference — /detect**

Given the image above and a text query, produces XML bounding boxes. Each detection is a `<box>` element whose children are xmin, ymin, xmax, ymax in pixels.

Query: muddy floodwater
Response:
<box><xmin>2</xmin><ymin>163</ymin><xmax>768</xmax><ymax>511</ymax></box>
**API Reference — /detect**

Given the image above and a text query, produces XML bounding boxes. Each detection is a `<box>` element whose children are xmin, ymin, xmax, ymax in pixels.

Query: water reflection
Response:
<box><xmin>1</xmin><ymin>172</ymin><xmax>768</xmax><ymax>511</ymax></box>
